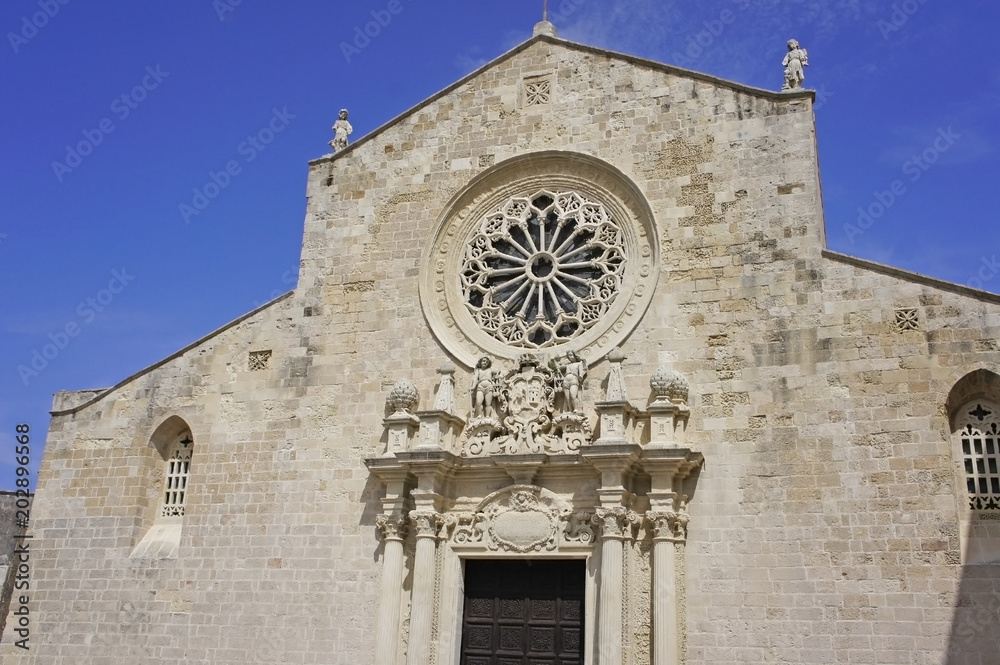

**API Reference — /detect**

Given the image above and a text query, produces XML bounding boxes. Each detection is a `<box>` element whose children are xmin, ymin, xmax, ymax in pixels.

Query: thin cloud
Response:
<box><xmin>453</xmin><ymin>52</ymin><xmax>490</xmax><ymax>76</ymax></box>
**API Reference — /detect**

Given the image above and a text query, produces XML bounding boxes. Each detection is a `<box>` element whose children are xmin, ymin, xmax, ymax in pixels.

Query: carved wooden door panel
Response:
<box><xmin>460</xmin><ymin>559</ymin><xmax>585</xmax><ymax>665</ymax></box>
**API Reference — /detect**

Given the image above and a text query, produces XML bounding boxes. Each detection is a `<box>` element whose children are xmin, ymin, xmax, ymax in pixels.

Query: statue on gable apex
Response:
<box><xmin>781</xmin><ymin>39</ymin><xmax>808</xmax><ymax>91</ymax></box>
<box><xmin>330</xmin><ymin>109</ymin><xmax>353</xmax><ymax>152</ymax></box>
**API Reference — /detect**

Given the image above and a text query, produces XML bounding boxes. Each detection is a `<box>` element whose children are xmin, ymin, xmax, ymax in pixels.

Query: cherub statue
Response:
<box><xmin>330</xmin><ymin>109</ymin><xmax>353</xmax><ymax>151</ymax></box>
<box><xmin>472</xmin><ymin>356</ymin><xmax>499</xmax><ymax>419</ymax></box>
<box><xmin>558</xmin><ymin>350</ymin><xmax>587</xmax><ymax>413</ymax></box>
<box><xmin>781</xmin><ymin>39</ymin><xmax>808</xmax><ymax>91</ymax></box>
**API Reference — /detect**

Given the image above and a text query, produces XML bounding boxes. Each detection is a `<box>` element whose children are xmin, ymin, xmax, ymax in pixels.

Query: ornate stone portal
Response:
<box><xmin>366</xmin><ymin>352</ymin><xmax>701</xmax><ymax>665</ymax></box>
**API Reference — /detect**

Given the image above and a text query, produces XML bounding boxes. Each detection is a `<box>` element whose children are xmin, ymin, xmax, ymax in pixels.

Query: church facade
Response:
<box><xmin>3</xmin><ymin>29</ymin><xmax>998</xmax><ymax>665</ymax></box>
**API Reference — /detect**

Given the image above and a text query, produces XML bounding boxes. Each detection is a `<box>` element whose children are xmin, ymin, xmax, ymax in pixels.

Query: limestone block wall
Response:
<box><xmin>3</xmin><ymin>35</ymin><xmax>998</xmax><ymax>665</ymax></box>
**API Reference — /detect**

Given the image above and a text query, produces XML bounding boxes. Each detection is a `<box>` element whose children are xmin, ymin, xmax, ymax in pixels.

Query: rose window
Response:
<box><xmin>461</xmin><ymin>191</ymin><xmax>627</xmax><ymax>349</ymax></box>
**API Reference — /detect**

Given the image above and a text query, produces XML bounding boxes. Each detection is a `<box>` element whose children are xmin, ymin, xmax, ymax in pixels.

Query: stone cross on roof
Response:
<box><xmin>534</xmin><ymin>0</ymin><xmax>557</xmax><ymax>37</ymax></box>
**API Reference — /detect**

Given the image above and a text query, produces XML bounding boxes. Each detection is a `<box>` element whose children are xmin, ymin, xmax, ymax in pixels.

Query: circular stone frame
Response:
<box><xmin>419</xmin><ymin>151</ymin><xmax>659</xmax><ymax>368</ymax></box>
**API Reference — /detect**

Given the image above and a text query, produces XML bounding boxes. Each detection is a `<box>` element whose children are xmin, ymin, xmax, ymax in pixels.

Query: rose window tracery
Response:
<box><xmin>460</xmin><ymin>191</ymin><xmax>626</xmax><ymax>349</ymax></box>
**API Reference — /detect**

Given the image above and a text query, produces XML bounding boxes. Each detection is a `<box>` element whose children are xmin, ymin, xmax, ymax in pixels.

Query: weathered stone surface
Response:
<box><xmin>3</xmin><ymin>35</ymin><xmax>999</xmax><ymax>665</ymax></box>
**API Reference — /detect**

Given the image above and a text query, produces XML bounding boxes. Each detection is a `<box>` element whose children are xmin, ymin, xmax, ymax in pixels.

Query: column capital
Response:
<box><xmin>645</xmin><ymin>510</ymin><xmax>680</xmax><ymax>542</ymax></box>
<box><xmin>409</xmin><ymin>510</ymin><xmax>443</xmax><ymax>540</ymax></box>
<box><xmin>646</xmin><ymin>502</ymin><xmax>689</xmax><ymax>543</ymax></box>
<box><xmin>375</xmin><ymin>513</ymin><xmax>407</xmax><ymax>542</ymax></box>
<box><xmin>594</xmin><ymin>506</ymin><xmax>641</xmax><ymax>541</ymax></box>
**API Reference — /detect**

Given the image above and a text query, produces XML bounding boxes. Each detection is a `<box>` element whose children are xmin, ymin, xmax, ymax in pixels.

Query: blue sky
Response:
<box><xmin>1</xmin><ymin>0</ymin><xmax>998</xmax><ymax>490</ymax></box>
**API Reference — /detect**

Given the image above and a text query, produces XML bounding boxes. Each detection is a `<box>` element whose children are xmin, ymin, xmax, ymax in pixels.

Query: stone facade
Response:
<box><xmin>0</xmin><ymin>491</ymin><xmax>31</xmax><ymax>641</ymax></box>
<box><xmin>2</xmin><ymin>35</ymin><xmax>998</xmax><ymax>664</ymax></box>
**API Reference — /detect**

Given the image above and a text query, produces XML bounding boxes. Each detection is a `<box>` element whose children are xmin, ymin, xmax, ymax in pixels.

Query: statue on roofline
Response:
<box><xmin>330</xmin><ymin>109</ymin><xmax>353</xmax><ymax>152</ymax></box>
<box><xmin>781</xmin><ymin>39</ymin><xmax>808</xmax><ymax>91</ymax></box>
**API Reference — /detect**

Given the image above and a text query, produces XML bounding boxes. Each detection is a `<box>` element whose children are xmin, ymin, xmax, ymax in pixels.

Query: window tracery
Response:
<box><xmin>461</xmin><ymin>190</ymin><xmax>626</xmax><ymax>349</ymax></box>
<box><xmin>161</xmin><ymin>436</ymin><xmax>192</xmax><ymax>518</ymax></box>
<box><xmin>957</xmin><ymin>401</ymin><xmax>1000</xmax><ymax>511</ymax></box>
<box><xmin>418</xmin><ymin>152</ymin><xmax>659</xmax><ymax>367</ymax></box>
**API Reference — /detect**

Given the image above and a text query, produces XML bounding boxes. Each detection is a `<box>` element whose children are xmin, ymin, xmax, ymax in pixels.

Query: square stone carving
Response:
<box><xmin>248</xmin><ymin>350</ymin><xmax>272</xmax><ymax>371</ymax></box>
<box><xmin>894</xmin><ymin>308</ymin><xmax>919</xmax><ymax>332</ymax></box>
<box><xmin>524</xmin><ymin>76</ymin><xmax>552</xmax><ymax>106</ymax></box>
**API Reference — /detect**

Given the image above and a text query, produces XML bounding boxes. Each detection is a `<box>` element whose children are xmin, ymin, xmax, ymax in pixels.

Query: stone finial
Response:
<box><xmin>387</xmin><ymin>379</ymin><xmax>419</xmax><ymax>415</ymax></box>
<box><xmin>533</xmin><ymin>20</ymin><xmax>557</xmax><ymax>37</ymax></box>
<box><xmin>781</xmin><ymin>39</ymin><xmax>808</xmax><ymax>91</ymax></box>
<box><xmin>330</xmin><ymin>108</ymin><xmax>353</xmax><ymax>152</ymax></box>
<box><xmin>650</xmin><ymin>367</ymin><xmax>689</xmax><ymax>404</ymax></box>
<box><xmin>534</xmin><ymin>2</ymin><xmax>557</xmax><ymax>38</ymax></box>
<box><xmin>604</xmin><ymin>347</ymin><xmax>628</xmax><ymax>402</ymax></box>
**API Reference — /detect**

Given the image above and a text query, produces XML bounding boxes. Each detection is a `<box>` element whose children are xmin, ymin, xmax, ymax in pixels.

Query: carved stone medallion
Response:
<box><xmin>491</xmin><ymin>490</ymin><xmax>555</xmax><ymax>551</ymax></box>
<box><xmin>442</xmin><ymin>486</ymin><xmax>596</xmax><ymax>553</ymax></box>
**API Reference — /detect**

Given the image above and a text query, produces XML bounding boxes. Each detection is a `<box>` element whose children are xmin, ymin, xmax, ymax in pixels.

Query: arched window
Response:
<box><xmin>161</xmin><ymin>433</ymin><xmax>193</xmax><ymax>518</ymax></box>
<box><xmin>131</xmin><ymin>417</ymin><xmax>195</xmax><ymax>559</ymax></box>
<box><xmin>956</xmin><ymin>401</ymin><xmax>1000</xmax><ymax>511</ymax></box>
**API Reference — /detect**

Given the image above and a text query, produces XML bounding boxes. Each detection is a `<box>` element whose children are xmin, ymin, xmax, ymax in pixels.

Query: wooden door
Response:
<box><xmin>460</xmin><ymin>559</ymin><xmax>585</xmax><ymax>665</ymax></box>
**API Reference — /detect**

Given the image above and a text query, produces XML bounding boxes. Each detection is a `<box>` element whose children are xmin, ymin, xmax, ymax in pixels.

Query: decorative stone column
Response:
<box><xmin>374</xmin><ymin>514</ymin><xmax>406</xmax><ymax>665</ymax></box>
<box><xmin>647</xmin><ymin>509</ymin><xmax>680</xmax><ymax>665</ymax></box>
<box><xmin>383</xmin><ymin>379</ymin><xmax>420</xmax><ymax>456</ymax></box>
<box><xmin>405</xmin><ymin>510</ymin><xmax>441</xmax><ymax>665</ymax></box>
<box><xmin>594</xmin><ymin>507</ymin><xmax>633</xmax><ymax>664</ymax></box>
<box><xmin>641</xmin><ymin>446</ymin><xmax>699</xmax><ymax>665</ymax></box>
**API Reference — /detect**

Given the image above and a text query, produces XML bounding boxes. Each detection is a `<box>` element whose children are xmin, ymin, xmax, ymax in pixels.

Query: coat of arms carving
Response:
<box><xmin>464</xmin><ymin>353</ymin><xmax>591</xmax><ymax>456</ymax></box>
